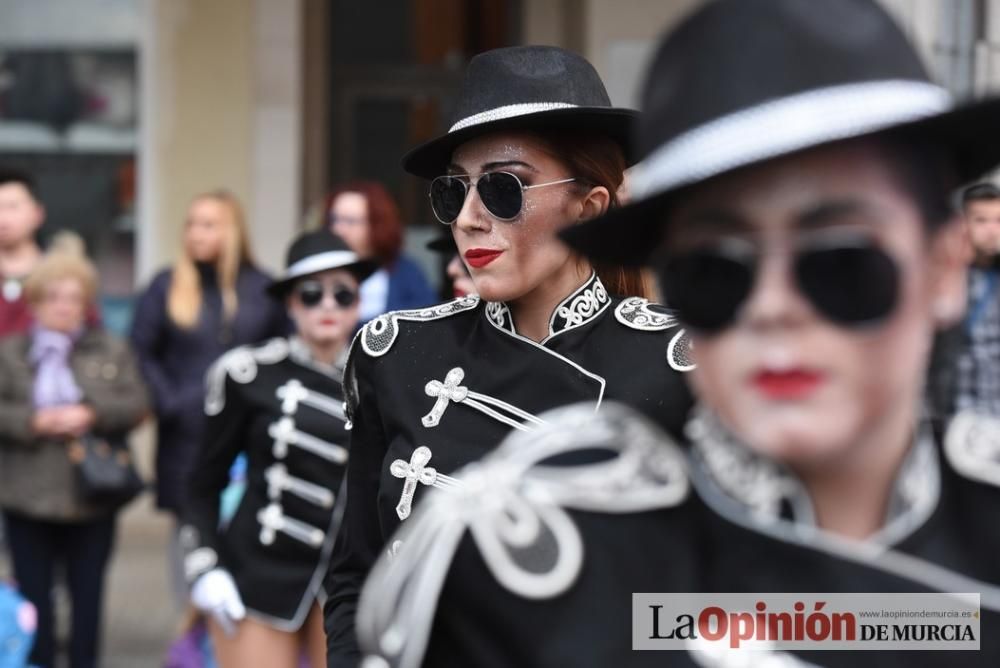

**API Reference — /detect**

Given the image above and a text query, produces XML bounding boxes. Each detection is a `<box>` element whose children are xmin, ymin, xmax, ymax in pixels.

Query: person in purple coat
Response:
<box><xmin>130</xmin><ymin>190</ymin><xmax>289</xmax><ymax>602</ymax></box>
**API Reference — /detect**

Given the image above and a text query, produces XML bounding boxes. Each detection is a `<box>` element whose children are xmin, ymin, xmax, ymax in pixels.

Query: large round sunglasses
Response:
<box><xmin>656</xmin><ymin>229</ymin><xmax>900</xmax><ymax>334</ymax></box>
<box><xmin>429</xmin><ymin>171</ymin><xmax>576</xmax><ymax>225</ymax></box>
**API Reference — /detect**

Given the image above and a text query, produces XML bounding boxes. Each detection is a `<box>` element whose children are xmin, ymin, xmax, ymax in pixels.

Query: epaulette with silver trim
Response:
<box><xmin>356</xmin><ymin>401</ymin><xmax>688</xmax><ymax>668</ymax></box>
<box><xmin>360</xmin><ymin>295</ymin><xmax>481</xmax><ymax>358</ymax></box>
<box><xmin>945</xmin><ymin>410</ymin><xmax>1000</xmax><ymax>488</ymax></box>
<box><xmin>204</xmin><ymin>337</ymin><xmax>290</xmax><ymax>416</ymax></box>
<box><xmin>614</xmin><ymin>296</ymin><xmax>676</xmax><ymax>331</ymax></box>
<box><xmin>614</xmin><ymin>297</ymin><xmax>696</xmax><ymax>372</ymax></box>
<box><xmin>667</xmin><ymin>328</ymin><xmax>695</xmax><ymax>372</ymax></box>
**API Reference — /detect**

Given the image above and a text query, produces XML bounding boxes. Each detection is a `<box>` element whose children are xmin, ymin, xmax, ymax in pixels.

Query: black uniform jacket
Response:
<box><xmin>324</xmin><ymin>273</ymin><xmax>695</xmax><ymax>663</ymax></box>
<box><xmin>357</xmin><ymin>404</ymin><xmax>1000</xmax><ymax>668</ymax></box>
<box><xmin>181</xmin><ymin>336</ymin><xmax>350</xmax><ymax>631</ymax></box>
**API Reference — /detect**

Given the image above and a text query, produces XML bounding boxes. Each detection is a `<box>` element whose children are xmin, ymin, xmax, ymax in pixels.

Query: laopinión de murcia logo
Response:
<box><xmin>633</xmin><ymin>593</ymin><xmax>980</xmax><ymax>652</ymax></box>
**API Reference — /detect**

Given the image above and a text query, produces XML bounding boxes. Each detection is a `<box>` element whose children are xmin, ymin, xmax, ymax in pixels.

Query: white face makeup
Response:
<box><xmin>447</xmin><ymin>132</ymin><xmax>588</xmax><ymax>304</ymax></box>
<box><xmin>665</xmin><ymin>141</ymin><xmax>965</xmax><ymax>469</ymax></box>
<box><xmin>446</xmin><ymin>254</ymin><xmax>476</xmax><ymax>298</ymax></box>
<box><xmin>286</xmin><ymin>268</ymin><xmax>360</xmax><ymax>351</ymax></box>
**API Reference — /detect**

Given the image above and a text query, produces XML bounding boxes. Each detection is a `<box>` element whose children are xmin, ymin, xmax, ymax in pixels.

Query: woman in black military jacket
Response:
<box><xmin>353</xmin><ymin>1</ymin><xmax>1000</xmax><ymax>667</ymax></box>
<box><xmin>181</xmin><ymin>231</ymin><xmax>375</xmax><ymax>668</ymax></box>
<box><xmin>324</xmin><ymin>45</ymin><xmax>695</xmax><ymax>664</ymax></box>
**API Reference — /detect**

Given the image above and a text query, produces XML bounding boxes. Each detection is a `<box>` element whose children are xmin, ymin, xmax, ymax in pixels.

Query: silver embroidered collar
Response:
<box><xmin>484</xmin><ymin>272</ymin><xmax>610</xmax><ymax>341</ymax></box>
<box><xmin>686</xmin><ymin>405</ymin><xmax>940</xmax><ymax>547</ymax></box>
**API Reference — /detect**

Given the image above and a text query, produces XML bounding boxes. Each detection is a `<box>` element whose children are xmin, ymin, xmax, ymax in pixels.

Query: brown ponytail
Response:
<box><xmin>532</xmin><ymin>130</ymin><xmax>653</xmax><ymax>299</ymax></box>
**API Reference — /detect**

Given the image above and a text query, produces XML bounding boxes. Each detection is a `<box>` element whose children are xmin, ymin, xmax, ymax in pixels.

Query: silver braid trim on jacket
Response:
<box><xmin>356</xmin><ymin>401</ymin><xmax>689</xmax><ymax>668</ymax></box>
<box><xmin>204</xmin><ymin>337</ymin><xmax>291</xmax><ymax>416</ymax></box>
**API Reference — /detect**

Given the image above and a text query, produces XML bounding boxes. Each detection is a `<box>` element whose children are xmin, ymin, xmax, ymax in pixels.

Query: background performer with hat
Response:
<box><xmin>354</xmin><ymin>0</ymin><xmax>1000</xmax><ymax>665</ymax></box>
<box><xmin>180</xmin><ymin>231</ymin><xmax>375</xmax><ymax>668</ymax></box>
<box><xmin>425</xmin><ymin>231</ymin><xmax>475</xmax><ymax>300</ymax></box>
<box><xmin>324</xmin><ymin>44</ymin><xmax>695</xmax><ymax>664</ymax></box>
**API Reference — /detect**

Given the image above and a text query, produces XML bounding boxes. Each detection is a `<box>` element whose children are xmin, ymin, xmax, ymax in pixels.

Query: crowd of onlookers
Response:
<box><xmin>0</xmin><ymin>167</ymin><xmax>462</xmax><ymax>668</ymax></box>
<box><xmin>2</xmin><ymin>159</ymin><xmax>1000</xmax><ymax>666</ymax></box>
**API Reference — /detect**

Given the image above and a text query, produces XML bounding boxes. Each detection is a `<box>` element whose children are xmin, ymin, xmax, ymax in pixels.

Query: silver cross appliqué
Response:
<box><xmin>390</xmin><ymin>446</ymin><xmax>438</xmax><ymax>520</ymax></box>
<box><xmin>277</xmin><ymin>379</ymin><xmax>310</xmax><ymax>414</ymax></box>
<box><xmin>421</xmin><ymin>367</ymin><xmax>469</xmax><ymax>428</ymax></box>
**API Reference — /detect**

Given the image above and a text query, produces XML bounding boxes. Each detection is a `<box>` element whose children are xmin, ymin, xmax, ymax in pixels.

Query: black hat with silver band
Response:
<box><xmin>402</xmin><ymin>45</ymin><xmax>639</xmax><ymax>179</ymax></box>
<box><xmin>267</xmin><ymin>230</ymin><xmax>378</xmax><ymax>298</ymax></box>
<box><xmin>561</xmin><ymin>0</ymin><xmax>1000</xmax><ymax>266</ymax></box>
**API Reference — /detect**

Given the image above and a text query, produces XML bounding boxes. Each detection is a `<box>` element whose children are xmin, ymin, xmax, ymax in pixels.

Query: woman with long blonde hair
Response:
<box><xmin>165</xmin><ymin>190</ymin><xmax>254</xmax><ymax>330</ymax></box>
<box><xmin>130</xmin><ymin>190</ymin><xmax>289</xmax><ymax>603</ymax></box>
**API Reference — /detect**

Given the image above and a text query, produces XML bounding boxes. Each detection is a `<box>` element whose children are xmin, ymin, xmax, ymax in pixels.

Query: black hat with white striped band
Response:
<box><xmin>561</xmin><ymin>0</ymin><xmax>1000</xmax><ymax>266</ymax></box>
<box><xmin>267</xmin><ymin>230</ymin><xmax>378</xmax><ymax>298</ymax></box>
<box><xmin>402</xmin><ymin>45</ymin><xmax>639</xmax><ymax>179</ymax></box>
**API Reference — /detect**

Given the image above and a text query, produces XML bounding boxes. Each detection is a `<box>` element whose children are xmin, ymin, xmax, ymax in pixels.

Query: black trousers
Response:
<box><xmin>3</xmin><ymin>511</ymin><xmax>116</xmax><ymax>668</ymax></box>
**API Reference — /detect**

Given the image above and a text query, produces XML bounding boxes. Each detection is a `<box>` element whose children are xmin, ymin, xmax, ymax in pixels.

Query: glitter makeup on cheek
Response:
<box><xmin>451</xmin><ymin>132</ymin><xmax>572</xmax><ymax>241</ymax></box>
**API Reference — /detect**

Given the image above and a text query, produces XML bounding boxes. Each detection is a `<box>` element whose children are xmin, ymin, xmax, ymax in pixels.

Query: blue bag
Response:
<box><xmin>0</xmin><ymin>581</ymin><xmax>35</xmax><ymax>668</ymax></box>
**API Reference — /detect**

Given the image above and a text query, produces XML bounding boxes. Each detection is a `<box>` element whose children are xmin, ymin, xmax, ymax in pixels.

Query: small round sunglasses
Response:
<box><xmin>656</xmin><ymin>229</ymin><xmax>900</xmax><ymax>334</ymax></box>
<box><xmin>294</xmin><ymin>280</ymin><xmax>359</xmax><ymax>309</ymax></box>
<box><xmin>429</xmin><ymin>171</ymin><xmax>576</xmax><ymax>225</ymax></box>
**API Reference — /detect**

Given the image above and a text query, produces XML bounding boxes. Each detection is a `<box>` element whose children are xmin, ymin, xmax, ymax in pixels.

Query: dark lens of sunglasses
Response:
<box><xmin>333</xmin><ymin>288</ymin><xmax>358</xmax><ymax>308</ymax></box>
<box><xmin>658</xmin><ymin>251</ymin><xmax>754</xmax><ymax>333</ymax></box>
<box><xmin>478</xmin><ymin>172</ymin><xmax>523</xmax><ymax>220</ymax></box>
<box><xmin>796</xmin><ymin>245</ymin><xmax>898</xmax><ymax>325</ymax></box>
<box><xmin>296</xmin><ymin>283</ymin><xmax>324</xmax><ymax>307</ymax></box>
<box><xmin>430</xmin><ymin>177</ymin><xmax>468</xmax><ymax>223</ymax></box>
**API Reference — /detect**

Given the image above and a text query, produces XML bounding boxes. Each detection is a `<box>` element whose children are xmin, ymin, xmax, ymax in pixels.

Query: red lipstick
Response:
<box><xmin>465</xmin><ymin>248</ymin><xmax>504</xmax><ymax>268</ymax></box>
<box><xmin>751</xmin><ymin>369</ymin><xmax>824</xmax><ymax>400</ymax></box>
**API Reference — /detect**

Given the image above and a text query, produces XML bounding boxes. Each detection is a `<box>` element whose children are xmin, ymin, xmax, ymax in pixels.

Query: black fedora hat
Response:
<box><xmin>562</xmin><ymin>0</ymin><xmax>1000</xmax><ymax>266</ymax></box>
<box><xmin>425</xmin><ymin>231</ymin><xmax>457</xmax><ymax>255</ymax></box>
<box><xmin>267</xmin><ymin>230</ymin><xmax>378</xmax><ymax>298</ymax></box>
<box><xmin>402</xmin><ymin>45</ymin><xmax>639</xmax><ymax>179</ymax></box>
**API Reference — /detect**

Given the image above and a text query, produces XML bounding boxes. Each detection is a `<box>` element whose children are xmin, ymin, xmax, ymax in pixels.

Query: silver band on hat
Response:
<box><xmin>449</xmin><ymin>102</ymin><xmax>578</xmax><ymax>133</ymax></box>
<box><xmin>632</xmin><ymin>80</ymin><xmax>952</xmax><ymax>200</ymax></box>
<box><xmin>285</xmin><ymin>250</ymin><xmax>361</xmax><ymax>281</ymax></box>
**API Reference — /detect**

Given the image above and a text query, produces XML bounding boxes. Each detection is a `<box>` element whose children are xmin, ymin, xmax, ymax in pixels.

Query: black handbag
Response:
<box><xmin>68</xmin><ymin>433</ymin><xmax>145</xmax><ymax>508</ymax></box>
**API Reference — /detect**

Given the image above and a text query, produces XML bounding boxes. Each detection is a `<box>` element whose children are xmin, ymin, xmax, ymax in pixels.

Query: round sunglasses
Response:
<box><xmin>429</xmin><ymin>171</ymin><xmax>576</xmax><ymax>225</ymax></box>
<box><xmin>656</xmin><ymin>230</ymin><xmax>900</xmax><ymax>334</ymax></box>
<box><xmin>293</xmin><ymin>280</ymin><xmax>359</xmax><ymax>309</ymax></box>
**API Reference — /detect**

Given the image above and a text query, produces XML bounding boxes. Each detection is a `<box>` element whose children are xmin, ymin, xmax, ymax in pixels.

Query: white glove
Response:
<box><xmin>191</xmin><ymin>568</ymin><xmax>246</xmax><ymax>636</ymax></box>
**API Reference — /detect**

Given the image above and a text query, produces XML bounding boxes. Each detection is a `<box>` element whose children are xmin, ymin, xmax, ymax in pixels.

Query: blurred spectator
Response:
<box><xmin>129</xmin><ymin>191</ymin><xmax>289</xmax><ymax>602</ymax></box>
<box><xmin>426</xmin><ymin>232</ymin><xmax>474</xmax><ymax>299</ymax></box>
<box><xmin>954</xmin><ymin>183</ymin><xmax>1000</xmax><ymax>415</ymax></box>
<box><xmin>326</xmin><ymin>181</ymin><xmax>436</xmax><ymax>321</ymax></box>
<box><xmin>0</xmin><ymin>168</ymin><xmax>44</xmax><ymax>337</ymax></box>
<box><xmin>0</xmin><ymin>236</ymin><xmax>149</xmax><ymax>668</ymax></box>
